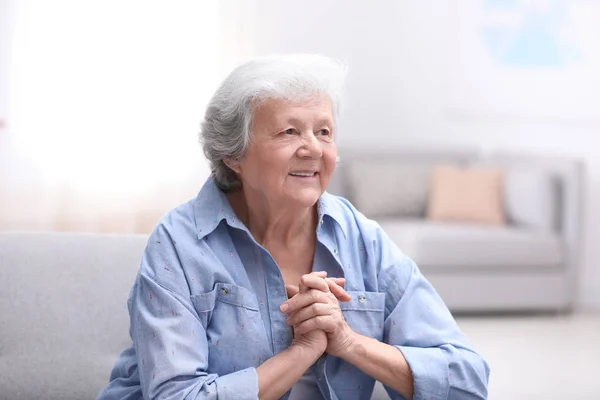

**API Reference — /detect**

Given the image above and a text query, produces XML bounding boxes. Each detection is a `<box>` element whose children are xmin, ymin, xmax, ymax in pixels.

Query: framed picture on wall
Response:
<box><xmin>447</xmin><ymin>0</ymin><xmax>600</xmax><ymax>121</ymax></box>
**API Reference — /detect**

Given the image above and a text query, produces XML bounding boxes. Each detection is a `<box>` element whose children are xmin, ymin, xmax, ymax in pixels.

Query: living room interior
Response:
<box><xmin>1</xmin><ymin>1</ymin><xmax>599</xmax><ymax>399</ymax></box>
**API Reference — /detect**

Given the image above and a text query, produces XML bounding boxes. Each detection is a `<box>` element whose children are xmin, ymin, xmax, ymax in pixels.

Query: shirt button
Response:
<box><xmin>333</xmin><ymin>249</ymin><xmax>338</xmax><ymax>255</ymax></box>
<box><xmin>358</xmin><ymin>295</ymin><xmax>366</xmax><ymax>303</ymax></box>
<box><xmin>221</xmin><ymin>287</ymin><xmax>229</xmax><ymax>295</ymax></box>
<box><xmin>320</xmin><ymin>219</ymin><xmax>324</xmax><ymax>225</ymax></box>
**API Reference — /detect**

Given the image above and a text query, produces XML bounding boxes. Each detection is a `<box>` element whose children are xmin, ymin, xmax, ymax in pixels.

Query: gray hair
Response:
<box><xmin>199</xmin><ymin>54</ymin><xmax>348</xmax><ymax>191</ymax></box>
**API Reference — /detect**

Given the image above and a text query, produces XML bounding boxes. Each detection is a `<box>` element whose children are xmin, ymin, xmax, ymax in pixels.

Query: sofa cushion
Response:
<box><xmin>345</xmin><ymin>160</ymin><xmax>431</xmax><ymax>218</ymax></box>
<box><xmin>0</xmin><ymin>232</ymin><xmax>147</xmax><ymax>400</ymax></box>
<box><xmin>378</xmin><ymin>220</ymin><xmax>563</xmax><ymax>269</ymax></box>
<box><xmin>427</xmin><ymin>165</ymin><xmax>506</xmax><ymax>225</ymax></box>
<box><xmin>503</xmin><ymin>166</ymin><xmax>560</xmax><ymax>231</ymax></box>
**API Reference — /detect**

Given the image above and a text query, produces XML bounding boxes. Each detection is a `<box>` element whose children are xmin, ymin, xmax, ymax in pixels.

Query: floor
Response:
<box><xmin>370</xmin><ymin>312</ymin><xmax>600</xmax><ymax>399</ymax></box>
<box><xmin>456</xmin><ymin>311</ymin><xmax>600</xmax><ymax>399</ymax></box>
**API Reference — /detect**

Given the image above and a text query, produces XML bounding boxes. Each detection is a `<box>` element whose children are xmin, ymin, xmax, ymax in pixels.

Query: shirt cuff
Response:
<box><xmin>396</xmin><ymin>346</ymin><xmax>450</xmax><ymax>400</ymax></box>
<box><xmin>216</xmin><ymin>367</ymin><xmax>259</xmax><ymax>399</ymax></box>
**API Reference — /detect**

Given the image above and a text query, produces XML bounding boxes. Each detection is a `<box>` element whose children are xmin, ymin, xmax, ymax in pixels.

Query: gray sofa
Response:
<box><xmin>329</xmin><ymin>148</ymin><xmax>584</xmax><ymax>312</ymax></box>
<box><xmin>0</xmin><ymin>233</ymin><xmax>145</xmax><ymax>400</ymax></box>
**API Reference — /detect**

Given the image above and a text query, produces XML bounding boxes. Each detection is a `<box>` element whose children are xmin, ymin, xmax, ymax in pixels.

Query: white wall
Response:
<box><xmin>252</xmin><ymin>0</ymin><xmax>600</xmax><ymax>309</ymax></box>
<box><xmin>1</xmin><ymin>0</ymin><xmax>224</xmax><ymax>231</ymax></box>
<box><xmin>0</xmin><ymin>0</ymin><xmax>11</xmax><ymax>170</ymax></box>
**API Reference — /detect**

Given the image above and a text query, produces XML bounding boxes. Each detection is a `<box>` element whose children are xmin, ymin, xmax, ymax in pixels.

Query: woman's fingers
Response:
<box><xmin>300</xmin><ymin>272</ymin><xmax>324</xmax><ymax>294</ymax></box>
<box><xmin>281</xmin><ymin>272</ymin><xmax>349</xmax><ymax>313</ymax></box>
<box><xmin>300</xmin><ymin>273</ymin><xmax>330</xmax><ymax>293</ymax></box>
<box><xmin>329</xmin><ymin>277</ymin><xmax>345</xmax><ymax>286</ymax></box>
<box><xmin>326</xmin><ymin>278</ymin><xmax>352</xmax><ymax>302</ymax></box>
<box><xmin>285</xmin><ymin>272</ymin><xmax>329</xmax><ymax>299</ymax></box>
<box><xmin>285</xmin><ymin>302</ymin><xmax>338</xmax><ymax>327</ymax></box>
<box><xmin>285</xmin><ymin>284</ymin><xmax>299</xmax><ymax>299</ymax></box>
<box><xmin>294</xmin><ymin>316</ymin><xmax>337</xmax><ymax>336</ymax></box>
<box><xmin>280</xmin><ymin>288</ymin><xmax>331</xmax><ymax>314</ymax></box>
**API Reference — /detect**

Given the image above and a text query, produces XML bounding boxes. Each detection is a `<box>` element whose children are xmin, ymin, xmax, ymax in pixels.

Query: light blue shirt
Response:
<box><xmin>97</xmin><ymin>178</ymin><xmax>490</xmax><ymax>400</ymax></box>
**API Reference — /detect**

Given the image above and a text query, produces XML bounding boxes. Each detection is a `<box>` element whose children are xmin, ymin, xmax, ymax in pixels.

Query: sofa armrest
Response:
<box><xmin>487</xmin><ymin>152</ymin><xmax>585</xmax><ymax>310</ymax></box>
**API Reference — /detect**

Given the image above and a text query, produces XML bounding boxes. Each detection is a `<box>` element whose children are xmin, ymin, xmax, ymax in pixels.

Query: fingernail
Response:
<box><xmin>280</xmin><ymin>303</ymin><xmax>289</xmax><ymax>312</ymax></box>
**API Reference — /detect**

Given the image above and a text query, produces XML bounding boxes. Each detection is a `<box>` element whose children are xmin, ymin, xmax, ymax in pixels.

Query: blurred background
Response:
<box><xmin>1</xmin><ymin>0</ymin><xmax>599</xmax><ymax>399</ymax></box>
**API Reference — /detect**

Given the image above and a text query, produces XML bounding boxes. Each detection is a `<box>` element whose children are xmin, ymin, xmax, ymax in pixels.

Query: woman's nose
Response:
<box><xmin>297</xmin><ymin>132</ymin><xmax>323</xmax><ymax>158</ymax></box>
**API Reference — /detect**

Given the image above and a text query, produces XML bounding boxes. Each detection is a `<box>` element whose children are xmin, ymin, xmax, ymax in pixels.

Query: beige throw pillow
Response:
<box><xmin>427</xmin><ymin>165</ymin><xmax>506</xmax><ymax>225</ymax></box>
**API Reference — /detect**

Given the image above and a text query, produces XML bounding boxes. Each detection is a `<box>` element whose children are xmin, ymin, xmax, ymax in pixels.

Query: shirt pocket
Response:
<box><xmin>191</xmin><ymin>282</ymin><xmax>260</xmax><ymax>328</ymax></box>
<box><xmin>190</xmin><ymin>283</ymin><xmax>267</xmax><ymax>375</ymax></box>
<box><xmin>340</xmin><ymin>291</ymin><xmax>385</xmax><ymax>341</ymax></box>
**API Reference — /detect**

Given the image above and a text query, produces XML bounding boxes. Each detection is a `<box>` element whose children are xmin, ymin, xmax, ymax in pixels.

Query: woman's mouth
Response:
<box><xmin>289</xmin><ymin>171</ymin><xmax>318</xmax><ymax>178</ymax></box>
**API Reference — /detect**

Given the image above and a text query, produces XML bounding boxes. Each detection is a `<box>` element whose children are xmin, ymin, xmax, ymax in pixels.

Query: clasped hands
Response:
<box><xmin>280</xmin><ymin>271</ymin><xmax>357</xmax><ymax>358</ymax></box>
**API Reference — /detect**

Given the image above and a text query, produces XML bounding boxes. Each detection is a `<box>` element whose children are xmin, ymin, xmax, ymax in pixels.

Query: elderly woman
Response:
<box><xmin>98</xmin><ymin>54</ymin><xmax>489</xmax><ymax>400</ymax></box>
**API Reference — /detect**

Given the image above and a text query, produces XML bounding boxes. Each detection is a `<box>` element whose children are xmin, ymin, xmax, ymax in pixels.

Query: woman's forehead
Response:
<box><xmin>253</xmin><ymin>97</ymin><xmax>333</xmax><ymax>124</ymax></box>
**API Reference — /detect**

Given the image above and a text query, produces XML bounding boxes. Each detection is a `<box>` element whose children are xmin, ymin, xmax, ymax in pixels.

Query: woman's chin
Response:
<box><xmin>285</xmin><ymin>188</ymin><xmax>323</xmax><ymax>208</ymax></box>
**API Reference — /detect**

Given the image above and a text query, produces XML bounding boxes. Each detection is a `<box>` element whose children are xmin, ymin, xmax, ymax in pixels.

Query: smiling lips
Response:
<box><xmin>289</xmin><ymin>171</ymin><xmax>317</xmax><ymax>177</ymax></box>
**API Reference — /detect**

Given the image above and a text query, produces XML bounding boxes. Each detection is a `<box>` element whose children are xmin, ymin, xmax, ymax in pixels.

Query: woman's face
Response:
<box><xmin>233</xmin><ymin>96</ymin><xmax>337</xmax><ymax>208</ymax></box>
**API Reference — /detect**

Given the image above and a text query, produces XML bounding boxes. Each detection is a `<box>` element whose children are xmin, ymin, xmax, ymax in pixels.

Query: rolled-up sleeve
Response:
<box><xmin>130</xmin><ymin>226</ymin><xmax>259</xmax><ymax>400</ymax></box>
<box><xmin>372</xmin><ymin>226</ymin><xmax>490</xmax><ymax>400</ymax></box>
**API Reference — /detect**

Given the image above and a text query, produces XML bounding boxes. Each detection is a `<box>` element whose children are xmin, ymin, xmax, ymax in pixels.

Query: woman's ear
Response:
<box><xmin>223</xmin><ymin>157</ymin><xmax>241</xmax><ymax>174</ymax></box>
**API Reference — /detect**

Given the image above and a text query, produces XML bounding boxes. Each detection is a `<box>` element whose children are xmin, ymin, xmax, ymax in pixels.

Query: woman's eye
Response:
<box><xmin>317</xmin><ymin>129</ymin><xmax>330</xmax><ymax>136</ymax></box>
<box><xmin>283</xmin><ymin>128</ymin><xmax>295</xmax><ymax>135</ymax></box>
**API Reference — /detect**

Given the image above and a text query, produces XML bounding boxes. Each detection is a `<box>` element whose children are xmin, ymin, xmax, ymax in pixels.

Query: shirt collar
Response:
<box><xmin>317</xmin><ymin>190</ymin><xmax>349</xmax><ymax>239</ymax></box>
<box><xmin>193</xmin><ymin>177</ymin><xmax>242</xmax><ymax>240</ymax></box>
<box><xmin>193</xmin><ymin>178</ymin><xmax>349</xmax><ymax>240</ymax></box>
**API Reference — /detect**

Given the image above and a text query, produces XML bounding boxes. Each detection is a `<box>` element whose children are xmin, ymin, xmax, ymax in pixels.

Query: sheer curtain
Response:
<box><xmin>0</xmin><ymin>0</ymin><xmax>256</xmax><ymax>233</ymax></box>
